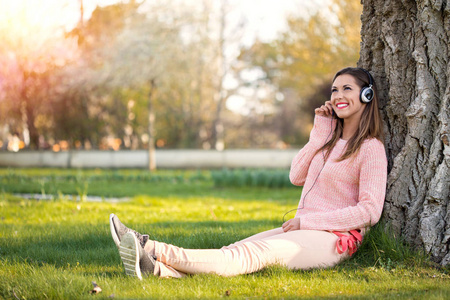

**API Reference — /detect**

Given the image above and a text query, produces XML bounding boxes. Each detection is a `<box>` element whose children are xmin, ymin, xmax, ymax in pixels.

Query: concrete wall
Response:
<box><xmin>0</xmin><ymin>149</ymin><xmax>300</xmax><ymax>169</ymax></box>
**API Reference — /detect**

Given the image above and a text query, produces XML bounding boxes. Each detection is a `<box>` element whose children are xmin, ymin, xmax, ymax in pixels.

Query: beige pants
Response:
<box><xmin>149</xmin><ymin>228</ymin><xmax>349</xmax><ymax>278</ymax></box>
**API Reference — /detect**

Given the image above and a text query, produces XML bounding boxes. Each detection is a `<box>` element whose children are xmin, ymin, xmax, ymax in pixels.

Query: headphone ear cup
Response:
<box><xmin>360</xmin><ymin>86</ymin><xmax>374</xmax><ymax>103</ymax></box>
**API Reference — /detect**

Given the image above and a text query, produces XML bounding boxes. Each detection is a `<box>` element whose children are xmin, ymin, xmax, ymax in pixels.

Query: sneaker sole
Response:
<box><xmin>109</xmin><ymin>213</ymin><xmax>120</xmax><ymax>248</ymax></box>
<box><xmin>119</xmin><ymin>232</ymin><xmax>142</xmax><ymax>280</ymax></box>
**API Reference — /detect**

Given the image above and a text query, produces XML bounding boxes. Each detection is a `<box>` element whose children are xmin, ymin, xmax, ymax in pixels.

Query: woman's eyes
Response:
<box><xmin>331</xmin><ymin>87</ymin><xmax>352</xmax><ymax>93</ymax></box>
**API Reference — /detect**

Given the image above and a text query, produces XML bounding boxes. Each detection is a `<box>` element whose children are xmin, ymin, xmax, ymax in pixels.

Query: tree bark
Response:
<box><xmin>359</xmin><ymin>0</ymin><xmax>450</xmax><ymax>265</ymax></box>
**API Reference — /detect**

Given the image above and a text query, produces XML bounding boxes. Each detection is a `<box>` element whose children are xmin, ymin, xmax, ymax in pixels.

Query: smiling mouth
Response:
<box><xmin>336</xmin><ymin>103</ymin><xmax>349</xmax><ymax>109</ymax></box>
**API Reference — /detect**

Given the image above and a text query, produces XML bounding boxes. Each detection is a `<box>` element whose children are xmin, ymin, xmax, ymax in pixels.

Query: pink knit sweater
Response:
<box><xmin>289</xmin><ymin>115</ymin><xmax>388</xmax><ymax>232</ymax></box>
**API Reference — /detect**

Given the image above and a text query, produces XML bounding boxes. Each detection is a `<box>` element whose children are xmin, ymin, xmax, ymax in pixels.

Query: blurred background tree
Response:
<box><xmin>235</xmin><ymin>0</ymin><xmax>361</xmax><ymax>146</ymax></box>
<box><xmin>0</xmin><ymin>7</ymin><xmax>77</xmax><ymax>150</ymax></box>
<box><xmin>0</xmin><ymin>0</ymin><xmax>361</xmax><ymax>152</ymax></box>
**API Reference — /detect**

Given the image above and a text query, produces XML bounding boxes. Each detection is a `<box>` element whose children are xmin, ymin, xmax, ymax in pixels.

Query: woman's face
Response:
<box><xmin>330</xmin><ymin>74</ymin><xmax>366</xmax><ymax>122</ymax></box>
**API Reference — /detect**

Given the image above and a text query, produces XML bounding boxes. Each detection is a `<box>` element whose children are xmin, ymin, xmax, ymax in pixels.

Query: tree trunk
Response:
<box><xmin>211</xmin><ymin>0</ymin><xmax>227</xmax><ymax>151</ymax></box>
<box><xmin>20</xmin><ymin>71</ymin><xmax>38</xmax><ymax>149</ymax></box>
<box><xmin>148</xmin><ymin>79</ymin><xmax>156</xmax><ymax>171</ymax></box>
<box><xmin>359</xmin><ymin>0</ymin><xmax>450</xmax><ymax>265</ymax></box>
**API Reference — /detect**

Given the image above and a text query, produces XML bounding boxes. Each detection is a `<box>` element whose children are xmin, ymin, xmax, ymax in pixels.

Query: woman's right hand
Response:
<box><xmin>314</xmin><ymin>101</ymin><xmax>334</xmax><ymax>118</ymax></box>
<box><xmin>282</xmin><ymin>218</ymin><xmax>300</xmax><ymax>232</ymax></box>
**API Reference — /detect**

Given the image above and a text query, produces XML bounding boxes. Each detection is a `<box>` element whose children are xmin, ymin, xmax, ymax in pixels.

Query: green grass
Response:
<box><xmin>0</xmin><ymin>168</ymin><xmax>449</xmax><ymax>299</ymax></box>
<box><xmin>211</xmin><ymin>169</ymin><xmax>293</xmax><ymax>188</ymax></box>
<box><xmin>0</xmin><ymin>168</ymin><xmax>297</xmax><ymax>200</ymax></box>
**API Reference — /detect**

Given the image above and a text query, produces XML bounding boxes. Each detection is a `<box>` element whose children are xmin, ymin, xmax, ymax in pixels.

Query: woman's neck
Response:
<box><xmin>342</xmin><ymin>118</ymin><xmax>360</xmax><ymax>140</ymax></box>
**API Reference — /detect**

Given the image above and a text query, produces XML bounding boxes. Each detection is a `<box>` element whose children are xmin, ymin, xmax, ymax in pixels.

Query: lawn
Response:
<box><xmin>0</xmin><ymin>168</ymin><xmax>449</xmax><ymax>299</ymax></box>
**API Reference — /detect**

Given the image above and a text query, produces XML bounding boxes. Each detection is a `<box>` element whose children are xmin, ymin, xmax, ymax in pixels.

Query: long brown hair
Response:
<box><xmin>318</xmin><ymin>67</ymin><xmax>384</xmax><ymax>161</ymax></box>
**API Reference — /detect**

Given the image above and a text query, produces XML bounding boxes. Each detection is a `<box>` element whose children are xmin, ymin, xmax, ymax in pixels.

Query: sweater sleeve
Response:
<box><xmin>298</xmin><ymin>140</ymin><xmax>388</xmax><ymax>231</ymax></box>
<box><xmin>289</xmin><ymin>115</ymin><xmax>336</xmax><ymax>186</ymax></box>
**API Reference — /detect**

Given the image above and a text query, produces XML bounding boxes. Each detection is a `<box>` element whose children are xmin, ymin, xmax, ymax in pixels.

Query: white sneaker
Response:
<box><xmin>110</xmin><ymin>213</ymin><xmax>148</xmax><ymax>248</ymax></box>
<box><xmin>119</xmin><ymin>232</ymin><xmax>143</xmax><ymax>280</ymax></box>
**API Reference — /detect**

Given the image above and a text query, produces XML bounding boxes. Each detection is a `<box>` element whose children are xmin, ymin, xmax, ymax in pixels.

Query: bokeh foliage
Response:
<box><xmin>0</xmin><ymin>0</ymin><xmax>361</xmax><ymax>150</ymax></box>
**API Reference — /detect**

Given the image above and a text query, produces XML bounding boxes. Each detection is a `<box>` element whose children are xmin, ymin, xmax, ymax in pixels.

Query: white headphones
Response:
<box><xmin>359</xmin><ymin>68</ymin><xmax>374</xmax><ymax>103</ymax></box>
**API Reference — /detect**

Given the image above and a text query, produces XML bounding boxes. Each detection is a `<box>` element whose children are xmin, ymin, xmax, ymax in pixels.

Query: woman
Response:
<box><xmin>109</xmin><ymin>67</ymin><xmax>388</xmax><ymax>279</ymax></box>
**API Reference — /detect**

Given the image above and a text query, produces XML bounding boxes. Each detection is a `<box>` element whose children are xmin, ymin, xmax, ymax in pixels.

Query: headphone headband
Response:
<box><xmin>359</xmin><ymin>67</ymin><xmax>373</xmax><ymax>87</ymax></box>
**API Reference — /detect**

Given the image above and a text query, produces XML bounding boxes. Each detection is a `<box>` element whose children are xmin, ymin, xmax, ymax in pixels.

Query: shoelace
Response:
<box><xmin>333</xmin><ymin>230</ymin><xmax>363</xmax><ymax>256</ymax></box>
<box><xmin>140</xmin><ymin>234</ymin><xmax>149</xmax><ymax>248</ymax></box>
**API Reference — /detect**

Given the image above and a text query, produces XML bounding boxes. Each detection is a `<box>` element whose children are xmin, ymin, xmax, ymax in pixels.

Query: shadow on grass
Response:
<box><xmin>0</xmin><ymin>219</ymin><xmax>279</xmax><ymax>271</ymax></box>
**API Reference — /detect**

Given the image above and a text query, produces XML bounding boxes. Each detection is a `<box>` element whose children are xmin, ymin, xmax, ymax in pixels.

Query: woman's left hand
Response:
<box><xmin>282</xmin><ymin>218</ymin><xmax>300</xmax><ymax>232</ymax></box>
<box><xmin>314</xmin><ymin>101</ymin><xmax>334</xmax><ymax>118</ymax></box>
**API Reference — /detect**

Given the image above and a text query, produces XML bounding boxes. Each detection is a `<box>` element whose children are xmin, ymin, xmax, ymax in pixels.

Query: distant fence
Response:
<box><xmin>0</xmin><ymin>149</ymin><xmax>300</xmax><ymax>169</ymax></box>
